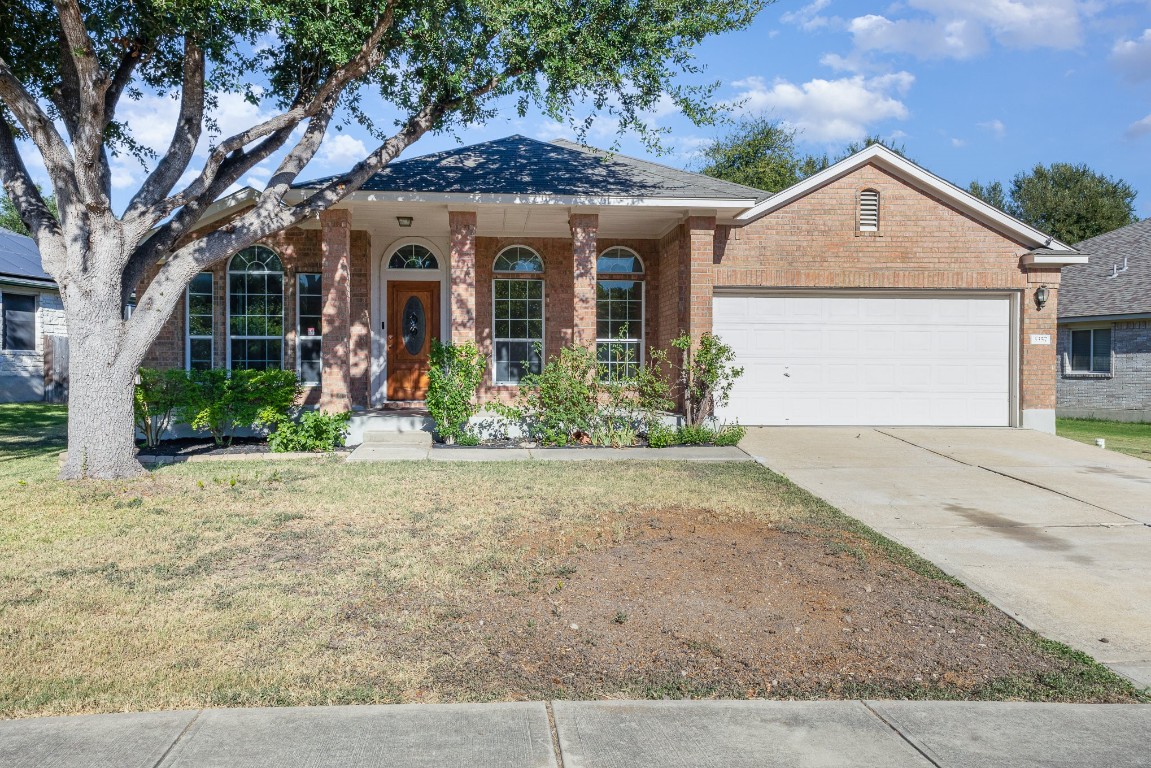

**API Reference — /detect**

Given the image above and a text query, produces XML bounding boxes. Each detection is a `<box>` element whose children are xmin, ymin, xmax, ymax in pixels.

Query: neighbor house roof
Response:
<box><xmin>1059</xmin><ymin>218</ymin><xmax>1151</xmax><ymax>320</ymax></box>
<box><xmin>0</xmin><ymin>227</ymin><xmax>54</xmax><ymax>285</ymax></box>
<box><xmin>295</xmin><ymin>134</ymin><xmax>768</xmax><ymax>203</ymax></box>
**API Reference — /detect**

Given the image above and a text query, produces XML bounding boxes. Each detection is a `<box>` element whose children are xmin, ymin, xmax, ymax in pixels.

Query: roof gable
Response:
<box><xmin>1059</xmin><ymin>218</ymin><xmax>1151</xmax><ymax>319</ymax></box>
<box><xmin>736</xmin><ymin>144</ymin><xmax>1079</xmax><ymax>255</ymax></box>
<box><xmin>295</xmin><ymin>135</ymin><xmax>767</xmax><ymax>202</ymax></box>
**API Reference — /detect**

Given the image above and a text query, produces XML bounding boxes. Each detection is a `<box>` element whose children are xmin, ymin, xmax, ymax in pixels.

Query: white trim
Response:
<box><xmin>0</xmin><ymin>288</ymin><xmax>39</xmax><ymax>353</ymax></box>
<box><xmin>735</xmin><ymin>144</ymin><xmax>1080</xmax><ymax>253</ymax></box>
<box><xmin>493</xmin><ymin>244</ymin><xmax>545</xmax><ymax>274</ymax></box>
<box><xmin>372</xmin><ymin>236</ymin><xmax>450</xmax><ymax>405</ymax></box>
<box><xmin>1066</xmin><ymin>325</ymin><xmax>1113</xmax><ymax>374</ymax></box>
<box><xmin>491</xmin><ymin>277</ymin><xmax>546</xmax><ymax>385</ymax></box>
<box><xmin>285</xmin><ymin>189</ymin><xmax>757</xmax><ymax>209</ymax></box>
<box><xmin>1021</xmin><ymin>253</ymin><xmax>1090</xmax><ymax>266</ymax></box>
<box><xmin>296</xmin><ymin>272</ymin><xmax>323</xmax><ymax>385</ymax></box>
<box><xmin>184</xmin><ymin>271</ymin><xmax>214</xmax><ymax>371</ymax></box>
<box><xmin>225</xmin><ymin>246</ymin><xmax>286</xmax><ymax>370</ymax></box>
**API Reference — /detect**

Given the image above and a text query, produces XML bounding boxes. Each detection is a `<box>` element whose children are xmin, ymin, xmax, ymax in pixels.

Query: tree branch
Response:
<box><xmin>0</xmin><ymin>118</ymin><xmax>66</xmax><ymax>273</ymax></box>
<box><xmin>123</xmin><ymin>39</ymin><xmax>205</xmax><ymax>228</ymax></box>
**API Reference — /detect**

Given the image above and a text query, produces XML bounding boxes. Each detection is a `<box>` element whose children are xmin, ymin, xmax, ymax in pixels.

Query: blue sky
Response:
<box><xmin>22</xmin><ymin>1</ymin><xmax>1151</xmax><ymax>218</ymax></box>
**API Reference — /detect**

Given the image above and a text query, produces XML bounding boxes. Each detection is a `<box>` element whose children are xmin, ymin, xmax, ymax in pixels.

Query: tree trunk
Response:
<box><xmin>58</xmin><ymin>291</ymin><xmax>146</xmax><ymax>480</ymax></box>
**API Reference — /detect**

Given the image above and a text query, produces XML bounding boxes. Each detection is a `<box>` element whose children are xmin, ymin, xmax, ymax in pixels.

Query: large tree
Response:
<box><xmin>968</xmin><ymin>163</ymin><xmax>1138</xmax><ymax>244</ymax></box>
<box><xmin>0</xmin><ymin>0</ymin><xmax>764</xmax><ymax>479</ymax></box>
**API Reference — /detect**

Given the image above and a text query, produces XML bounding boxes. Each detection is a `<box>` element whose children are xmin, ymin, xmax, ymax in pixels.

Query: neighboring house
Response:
<box><xmin>0</xmin><ymin>228</ymin><xmax>66</xmax><ymax>403</ymax></box>
<box><xmin>1057</xmin><ymin>218</ymin><xmax>1151</xmax><ymax>422</ymax></box>
<box><xmin>139</xmin><ymin>136</ymin><xmax>1084</xmax><ymax>431</ymax></box>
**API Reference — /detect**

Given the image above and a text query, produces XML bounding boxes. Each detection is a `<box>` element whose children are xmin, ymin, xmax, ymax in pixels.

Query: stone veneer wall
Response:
<box><xmin>1057</xmin><ymin>319</ymin><xmax>1151</xmax><ymax>421</ymax></box>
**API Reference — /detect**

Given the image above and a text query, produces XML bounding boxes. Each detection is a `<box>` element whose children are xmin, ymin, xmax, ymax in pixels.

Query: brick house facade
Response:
<box><xmin>135</xmin><ymin>137</ymin><xmax>1083</xmax><ymax>432</ymax></box>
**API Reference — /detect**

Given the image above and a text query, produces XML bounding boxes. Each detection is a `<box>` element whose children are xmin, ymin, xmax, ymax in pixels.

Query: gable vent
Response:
<box><xmin>859</xmin><ymin>189</ymin><xmax>880</xmax><ymax>232</ymax></box>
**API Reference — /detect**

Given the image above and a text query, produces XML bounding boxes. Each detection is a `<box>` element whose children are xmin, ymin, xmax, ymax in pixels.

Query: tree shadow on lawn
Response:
<box><xmin>0</xmin><ymin>404</ymin><xmax>68</xmax><ymax>463</ymax></box>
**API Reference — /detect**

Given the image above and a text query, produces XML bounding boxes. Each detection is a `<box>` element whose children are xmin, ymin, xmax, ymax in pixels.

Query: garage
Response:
<box><xmin>712</xmin><ymin>293</ymin><xmax>1016</xmax><ymax>426</ymax></box>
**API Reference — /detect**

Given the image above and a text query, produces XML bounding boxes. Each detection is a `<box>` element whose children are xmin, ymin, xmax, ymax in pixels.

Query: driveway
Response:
<box><xmin>741</xmin><ymin>427</ymin><xmax>1151</xmax><ymax>689</ymax></box>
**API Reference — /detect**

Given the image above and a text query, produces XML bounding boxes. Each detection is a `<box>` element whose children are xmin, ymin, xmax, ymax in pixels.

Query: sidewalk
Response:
<box><xmin>2</xmin><ymin>700</ymin><xmax>1149</xmax><ymax>767</ymax></box>
<box><xmin>346</xmin><ymin>444</ymin><xmax>753</xmax><ymax>462</ymax></box>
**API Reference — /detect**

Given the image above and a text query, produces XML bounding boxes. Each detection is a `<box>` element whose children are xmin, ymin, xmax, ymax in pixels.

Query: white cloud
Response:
<box><xmin>847</xmin><ymin>0</ymin><xmax>1090</xmax><ymax>60</ymax></box>
<box><xmin>728</xmin><ymin>72</ymin><xmax>914</xmax><ymax>143</ymax></box>
<box><xmin>978</xmin><ymin>119</ymin><xmax>1007</xmax><ymax>138</ymax></box>
<box><xmin>950</xmin><ymin>137</ymin><xmax>966</xmax><ymax>147</ymax></box>
<box><xmin>316</xmin><ymin>133</ymin><xmax>368</xmax><ymax>167</ymax></box>
<box><xmin>1125</xmin><ymin>113</ymin><xmax>1151</xmax><ymax>139</ymax></box>
<box><xmin>781</xmin><ymin>0</ymin><xmax>834</xmax><ymax>31</ymax></box>
<box><xmin>1112</xmin><ymin>29</ymin><xmax>1151</xmax><ymax>82</ymax></box>
<box><xmin>117</xmin><ymin>93</ymin><xmax>183</xmax><ymax>155</ymax></box>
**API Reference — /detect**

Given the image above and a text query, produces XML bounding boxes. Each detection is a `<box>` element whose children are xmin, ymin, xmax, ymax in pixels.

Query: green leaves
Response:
<box><xmin>426</xmin><ymin>339</ymin><xmax>487</xmax><ymax>444</ymax></box>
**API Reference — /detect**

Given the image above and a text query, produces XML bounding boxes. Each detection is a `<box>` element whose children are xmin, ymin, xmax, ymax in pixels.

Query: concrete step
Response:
<box><xmin>360</xmin><ymin>429</ymin><xmax>434</xmax><ymax>447</ymax></box>
<box><xmin>346</xmin><ymin>413</ymin><xmax>435</xmax><ymax>446</ymax></box>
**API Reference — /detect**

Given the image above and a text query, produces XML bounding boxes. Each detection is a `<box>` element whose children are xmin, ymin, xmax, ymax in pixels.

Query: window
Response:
<box><xmin>859</xmin><ymin>189</ymin><xmax>880</xmax><ymax>232</ymax></box>
<box><xmin>493</xmin><ymin>246</ymin><xmax>544</xmax><ymax>273</ymax></box>
<box><xmin>1</xmin><ymin>293</ymin><xmax>35</xmax><ymax>351</ymax></box>
<box><xmin>297</xmin><ymin>273</ymin><xmax>322</xmax><ymax>385</ymax></box>
<box><xmin>388</xmin><ymin>243</ymin><xmax>438</xmax><ymax>269</ymax></box>
<box><xmin>492</xmin><ymin>280</ymin><xmax>544</xmax><ymax>384</ymax></box>
<box><xmin>1070</xmin><ymin>328</ymin><xmax>1111</xmax><ymax>373</ymax></box>
<box><xmin>228</xmin><ymin>246</ymin><xmax>284</xmax><ymax>370</ymax></box>
<box><xmin>185</xmin><ymin>273</ymin><xmax>214</xmax><ymax>370</ymax></box>
<box><xmin>596</xmin><ymin>248</ymin><xmax>644</xmax><ymax>378</ymax></box>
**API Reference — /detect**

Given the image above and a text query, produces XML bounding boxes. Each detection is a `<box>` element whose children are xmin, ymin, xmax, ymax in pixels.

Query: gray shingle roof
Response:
<box><xmin>0</xmin><ymin>227</ymin><xmax>52</xmax><ymax>283</ymax></box>
<box><xmin>295</xmin><ymin>135</ymin><xmax>769</xmax><ymax>201</ymax></box>
<box><xmin>1059</xmin><ymin>218</ymin><xmax>1151</xmax><ymax>319</ymax></box>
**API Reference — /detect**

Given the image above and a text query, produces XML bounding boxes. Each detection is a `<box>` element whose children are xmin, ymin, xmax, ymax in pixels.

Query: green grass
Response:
<box><xmin>0</xmin><ymin>403</ymin><xmax>1142</xmax><ymax>716</ymax></box>
<box><xmin>1057</xmin><ymin>417</ymin><xmax>1151</xmax><ymax>461</ymax></box>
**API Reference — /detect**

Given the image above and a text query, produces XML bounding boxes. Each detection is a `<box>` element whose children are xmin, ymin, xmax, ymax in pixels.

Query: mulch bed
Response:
<box><xmin>136</xmin><ymin>437</ymin><xmax>272</xmax><ymax>458</ymax></box>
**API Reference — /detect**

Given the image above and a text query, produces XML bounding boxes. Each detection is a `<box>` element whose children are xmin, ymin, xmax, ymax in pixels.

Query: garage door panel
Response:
<box><xmin>713</xmin><ymin>294</ymin><xmax>1012</xmax><ymax>427</ymax></box>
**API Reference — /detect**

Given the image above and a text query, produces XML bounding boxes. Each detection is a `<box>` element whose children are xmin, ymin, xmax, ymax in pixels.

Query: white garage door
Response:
<box><xmin>713</xmin><ymin>294</ymin><xmax>1013</xmax><ymax>426</ymax></box>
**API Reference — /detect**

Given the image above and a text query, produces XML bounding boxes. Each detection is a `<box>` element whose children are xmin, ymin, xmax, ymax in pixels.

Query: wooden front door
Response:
<box><xmin>386</xmin><ymin>281</ymin><xmax>440</xmax><ymax>401</ymax></box>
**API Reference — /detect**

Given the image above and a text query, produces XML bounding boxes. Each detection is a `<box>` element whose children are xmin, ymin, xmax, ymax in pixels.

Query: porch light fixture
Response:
<box><xmin>1035</xmin><ymin>285</ymin><xmax>1049</xmax><ymax>310</ymax></box>
<box><xmin>396</xmin><ymin>216</ymin><xmax>414</xmax><ymax>228</ymax></box>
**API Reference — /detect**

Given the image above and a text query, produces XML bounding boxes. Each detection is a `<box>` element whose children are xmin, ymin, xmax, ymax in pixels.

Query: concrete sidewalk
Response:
<box><xmin>1</xmin><ymin>701</ymin><xmax>1149</xmax><ymax>767</ymax></box>
<box><xmin>346</xmin><ymin>444</ymin><xmax>753</xmax><ymax>462</ymax></box>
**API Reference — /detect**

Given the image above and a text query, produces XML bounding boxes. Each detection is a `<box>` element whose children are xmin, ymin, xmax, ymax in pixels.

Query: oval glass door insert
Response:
<box><xmin>402</xmin><ymin>295</ymin><xmax>426</xmax><ymax>355</ymax></box>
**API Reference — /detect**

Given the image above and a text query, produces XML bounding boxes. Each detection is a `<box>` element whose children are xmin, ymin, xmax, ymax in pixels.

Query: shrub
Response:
<box><xmin>426</xmin><ymin>340</ymin><xmax>487</xmax><ymax>444</ymax></box>
<box><xmin>670</xmin><ymin>332</ymin><xmax>745</xmax><ymax>426</ymax></box>
<box><xmin>712</xmin><ymin>423</ymin><xmax>746</xmax><ymax>446</ymax></box>
<box><xmin>645</xmin><ymin>422</ymin><xmax>745</xmax><ymax>448</ymax></box>
<box><xmin>267</xmin><ymin>410</ymin><xmax>351</xmax><ymax>452</ymax></box>
<box><xmin>645</xmin><ymin>421</ymin><xmax>678</xmax><ymax>448</ymax></box>
<box><xmin>675</xmin><ymin>423</ymin><xmax>716</xmax><ymax>445</ymax></box>
<box><xmin>180</xmin><ymin>368</ymin><xmax>301</xmax><ymax>446</ymax></box>
<box><xmin>134</xmin><ymin>368</ymin><xmax>190</xmax><ymax>448</ymax></box>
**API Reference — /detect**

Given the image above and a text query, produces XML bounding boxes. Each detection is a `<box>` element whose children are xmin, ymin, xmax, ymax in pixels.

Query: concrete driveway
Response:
<box><xmin>741</xmin><ymin>427</ymin><xmax>1151</xmax><ymax>689</ymax></box>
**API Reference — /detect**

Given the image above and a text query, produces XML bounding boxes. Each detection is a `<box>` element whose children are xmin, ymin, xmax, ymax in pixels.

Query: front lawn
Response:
<box><xmin>0</xmin><ymin>403</ymin><xmax>1142</xmax><ymax>718</ymax></box>
<box><xmin>1057</xmin><ymin>417</ymin><xmax>1151</xmax><ymax>461</ymax></box>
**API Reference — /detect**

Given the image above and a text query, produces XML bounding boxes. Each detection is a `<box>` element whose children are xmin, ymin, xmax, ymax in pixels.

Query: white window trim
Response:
<box><xmin>493</xmin><ymin>245</ymin><xmax>545</xmax><ymax>274</ymax></box>
<box><xmin>387</xmin><ymin>242</ymin><xmax>440</xmax><ymax>270</ymax></box>
<box><xmin>296</xmin><ymin>272</ymin><xmax>323</xmax><ymax>386</ymax></box>
<box><xmin>596</xmin><ymin>246</ymin><xmax>645</xmax><ymax>275</ymax></box>
<box><xmin>491</xmin><ymin>277</ymin><xmax>546</xmax><ymax>385</ymax></box>
<box><xmin>1067</xmin><ymin>325</ymin><xmax>1113</xmax><ymax>374</ymax></box>
<box><xmin>225</xmin><ymin>247</ymin><xmax>285</xmax><ymax>370</ymax></box>
<box><xmin>594</xmin><ymin>278</ymin><xmax>646</xmax><ymax>371</ymax></box>
<box><xmin>185</xmin><ymin>272</ymin><xmax>214</xmax><ymax>371</ymax></box>
<box><xmin>1</xmin><ymin>289</ymin><xmax>39</xmax><ymax>354</ymax></box>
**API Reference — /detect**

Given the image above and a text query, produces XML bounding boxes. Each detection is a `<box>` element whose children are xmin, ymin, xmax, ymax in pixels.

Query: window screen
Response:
<box><xmin>2</xmin><ymin>293</ymin><xmax>35</xmax><ymax>351</ymax></box>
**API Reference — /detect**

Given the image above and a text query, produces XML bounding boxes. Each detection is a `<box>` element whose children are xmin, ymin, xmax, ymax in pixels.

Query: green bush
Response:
<box><xmin>670</xmin><ymin>332</ymin><xmax>745</xmax><ymax>426</ymax></box>
<box><xmin>645</xmin><ymin>422</ymin><xmax>745</xmax><ymax>448</ymax></box>
<box><xmin>645</xmin><ymin>421</ymin><xmax>678</xmax><ymax>448</ymax></box>
<box><xmin>712</xmin><ymin>423</ymin><xmax>746</xmax><ymax>446</ymax></box>
<box><xmin>134</xmin><ymin>368</ymin><xmax>191</xmax><ymax>448</ymax></box>
<box><xmin>180</xmin><ymin>368</ymin><xmax>301</xmax><ymax>446</ymax></box>
<box><xmin>267</xmin><ymin>410</ymin><xmax>351</xmax><ymax>452</ymax></box>
<box><xmin>426</xmin><ymin>340</ymin><xmax>487</xmax><ymax>444</ymax></box>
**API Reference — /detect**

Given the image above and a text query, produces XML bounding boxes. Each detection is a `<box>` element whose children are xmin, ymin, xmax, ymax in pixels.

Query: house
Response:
<box><xmin>1057</xmin><ymin>218</ymin><xmax>1151</xmax><ymax>422</ymax></box>
<box><xmin>140</xmin><ymin>136</ymin><xmax>1084</xmax><ymax>432</ymax></box>
<box><xmin>0</xmin><ymin>227</ymin><xmax>66</xmax><ymax>403</ymax></box>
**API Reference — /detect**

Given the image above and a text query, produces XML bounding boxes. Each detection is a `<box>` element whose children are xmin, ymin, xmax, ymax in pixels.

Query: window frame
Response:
<box><xmin>1</xmin><ymin>290</ymin><xmax>37</xmax><ymax>352</ymax></box>
<box><xmin>388</xmin><ymin>243</ymin><xmax>439</xmax><ymax>270</ymax></box>
<box><xmin>595</xmin><ymin>247</ymin><xmax>646</xmax><ymax>378</ymax></box>
<box><xmin>1068</xmin><ymin>326</ymin><xmax>1112</xmax><ymax>374</ymax></box>
<box><xmin>226</xmin><ymin>245</ymin><xmax>285</xmax><ymax>371</ymax></box>
<box><xmin>491</xmin><ymin>277</ymin><xmax>546</xmax><ymax>386</ymax></box>
<box><xmin>493</xmin><ymin>245</ymin><xmax>545</xmax><ymax>274</ymax></box>
<box><xmin>296</xmin><ymin>272</ymin><xmax>323</xmax><ymax>386</ymax></box>
<box><xmin>184</xmin><ymin>272</ymin><xmax>215</xmax><ymax>371</ymax></box>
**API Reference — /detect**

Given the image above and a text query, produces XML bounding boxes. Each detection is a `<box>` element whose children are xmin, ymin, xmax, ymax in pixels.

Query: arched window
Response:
<box><xmin>228</xmin><ymin>246</ymin><xmax>284</xmax><ymax>370</ymax></box>
<box><xmin>596</xmin><ymin>247</ymin><xmax>644</xmax><ymax>379</ymax></box>
<box><xmin>859</xmin><ymin>189</ymin><xmax>880</xmax><ymax>232</ymax></box>
<box><xmin>493</xmin><ymin>245</ymin><xmax>544</xmax><ymax>273</ymax></box>
<box><xmin>388</xmin><ymin>243</ymin><xmax>439</xmax><ymax>269</ymax></box>
<box><xmin>492</xmin><ymin>246</ymin><xmax>544</xmax><ymax>384</ymax></box>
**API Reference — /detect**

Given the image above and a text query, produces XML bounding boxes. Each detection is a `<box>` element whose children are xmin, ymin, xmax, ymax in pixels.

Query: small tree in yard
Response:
<box><xmin>0</xmin><ymin>0</ymin><xmax>764</xmax><ymax>479</ymax></box>
<box><xmin>671</xmin><ymin>332</ymin><xmax>743</xmax><ymax>427</ymax></box>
